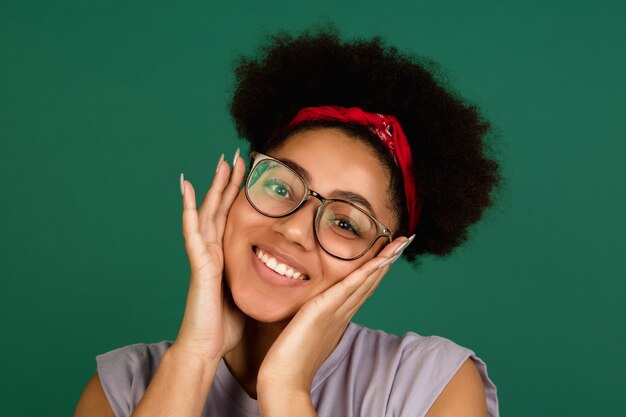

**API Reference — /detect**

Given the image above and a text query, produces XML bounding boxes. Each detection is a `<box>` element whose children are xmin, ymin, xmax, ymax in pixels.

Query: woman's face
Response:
<box><xmin>223</xmin><ymin>128</ymin><xmax>396</xmax><ymax>323</ymax></box>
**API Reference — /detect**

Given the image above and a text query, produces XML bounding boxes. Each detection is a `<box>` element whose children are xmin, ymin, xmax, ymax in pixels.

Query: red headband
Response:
<box><xmin>289</xmin><ymin>106</ymin><xmax>422</xmax><ymax>234</ymax></box>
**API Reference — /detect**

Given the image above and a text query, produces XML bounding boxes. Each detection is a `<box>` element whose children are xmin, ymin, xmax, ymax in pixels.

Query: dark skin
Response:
<box><xmin>231</xmin><ymin>30</ymin><xmax>501</xmax><ymax>262</ymax></box>
<box><xmin>75</xmin><ymin>129</ymin><xmax>487</xmax><ymax>416</ymax></box>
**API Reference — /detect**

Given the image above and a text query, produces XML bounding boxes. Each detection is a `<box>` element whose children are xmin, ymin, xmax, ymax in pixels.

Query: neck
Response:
<box><xmin>224</xmin><ymin>316</ymin><xmax>290</xmax><ymax>399</ymax></box>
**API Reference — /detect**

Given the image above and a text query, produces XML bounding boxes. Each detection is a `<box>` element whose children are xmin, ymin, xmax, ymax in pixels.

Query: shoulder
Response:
<box><xmin>425</xmin><ymin>358</ymin><xmax>488</xmax><ymax>417</ymax></box>
<box><xmin>342</xmin><ymin>323</ymin><xmax>499</xmax><ymax>416</ymax></box>
<box><xmin>346</xmin><ymin>322</ymin><xmax>474</xmax><ymax>368</ymax></box>
<box><xmin>74</xmin><ymin>372</ymin><xmax>116</xmax><ymax>417</ymax></box>
<box><xmin>93</xmin><ymin>341</ymin><xmax>173</xmax><ymax>417</ymax></box>
<box><xmin>96</xmin><ymin>340</ymin><xmax>174</xmax><ymax>367</ymax></box>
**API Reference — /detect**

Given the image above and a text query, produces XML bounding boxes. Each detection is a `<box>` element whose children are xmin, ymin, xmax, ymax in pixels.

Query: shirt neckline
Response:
<box><xmin>213</xmin><ymin>323</ymin><xmax>359</xmax><ymax>413</ymax></box>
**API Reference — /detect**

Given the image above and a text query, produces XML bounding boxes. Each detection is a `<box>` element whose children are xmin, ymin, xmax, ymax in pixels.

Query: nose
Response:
<box><xmin>271</xmin><ymin>198</ymin><xmax>318</xmax><ymax>251</ymax></box>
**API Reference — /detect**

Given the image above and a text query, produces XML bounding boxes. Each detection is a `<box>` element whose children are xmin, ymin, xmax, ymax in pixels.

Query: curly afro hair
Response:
<box><xmin>229</xmin><ymin>26</ymin><xmax>502</xmax><ymax>266</ymax></box>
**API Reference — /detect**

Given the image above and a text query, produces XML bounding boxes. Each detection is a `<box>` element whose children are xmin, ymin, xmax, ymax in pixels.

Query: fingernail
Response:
<box><xmin>180</xmin><ymin>173</ymin><xmax>185</xmax><ymax>196</ymax></box>
<box><xmin>394</xmin><ymin>234</ymin><xmax>416</xmax><ymax>255</ymax></box>
<box><xmin>215</xmin><ymin>153</ymin><xmax>224</xmax><ymax>173</ymax></box>
<box><xmin>378</xmin><ymin>253</ymin><xmax>401</xmax><ymax>269</ymax></box>
<box><xmin>232</xmin><ymin>148</ymin><xmax>240</xmax><ymax>168</ymax></box>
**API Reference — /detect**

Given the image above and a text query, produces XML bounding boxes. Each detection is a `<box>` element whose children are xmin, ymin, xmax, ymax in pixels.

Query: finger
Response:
<box><xmin>214</xmin><ymin>152</ymin><xmax>246</xmax><ymax>240</ymax></box>
<box><xmin>335</xmin><ymin>268</ymin><xmax>385</xmax><ymax>320</ymax></box>
<box><xmin>181</xmin><ymin>179</ymin><xmax>211</xmax><ymax>268</ymax></box>
<box><xmin>342</xmin><ymin>266</ymin><xmax>390</xmax><ymax>320</ymax></box>
<box><xmin>300</xmin><ymin>237</ymin><xmax>410</xmax><ymax>319</ymax></box>
<box><xmin>310</xmin><ymin>254</ymin><xmax>388</xmax><ymax>316</ymax></box>
<box><xmin>181</xmin><ymin>177</ymin><xmax>197</xmax><ymax>231</ymax></box>
<box><xmin>339</xmin><ymin>236</ymin><xmax>409</xmax><ymax>295</ymax></box>
<box><xmin>197</xmin><ymin>156</ymin><xmax>232</xmax><ymax>242</ymax></box>
<box><xmin>351</xmin><ymin>238</ymin><xmax>408</xmax><ymax>297</ymax></box>
<box><xmin>332</xmin><ymin>237</ymin><xmax>409</xmax><ymax>317</ymax></box>
<box><xmin>198</xmin><ymin>154</ymin><xmax>229</xmax><ymax>219</ymax></box>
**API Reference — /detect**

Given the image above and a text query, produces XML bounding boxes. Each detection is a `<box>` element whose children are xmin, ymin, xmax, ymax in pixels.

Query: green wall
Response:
<box><xmin>1</xmin><ymin>1</ymin><xmax>624</xmax><ymax>415</ymax></box>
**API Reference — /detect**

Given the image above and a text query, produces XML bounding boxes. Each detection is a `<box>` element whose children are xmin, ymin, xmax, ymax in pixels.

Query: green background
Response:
<box><xmin>1</xmin><ymin>1</ymin><xmax>624</xmax><ymax>415</ymax></box>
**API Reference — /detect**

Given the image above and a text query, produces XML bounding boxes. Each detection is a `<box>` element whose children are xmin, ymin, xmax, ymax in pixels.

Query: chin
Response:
<box><xmin>224</xmin><ymin>266</ymin><xmax>301</xmax><ymax>324</ymax></box>
<box><xmin>223</xmin><ymin>239</ymin><xmax>313</xmax><ymax>324</ymax></box>
<box><xmin>229</xmin><ymin>285</ymin><xmax>299</xmax><ymax>323</ymax></box>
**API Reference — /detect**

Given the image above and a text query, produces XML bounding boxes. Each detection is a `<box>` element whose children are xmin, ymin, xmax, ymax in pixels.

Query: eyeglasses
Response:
<box><xmin>245</xmin><ymin>152</ymin><xmax>392</xmax><ymax>260</ymax></box>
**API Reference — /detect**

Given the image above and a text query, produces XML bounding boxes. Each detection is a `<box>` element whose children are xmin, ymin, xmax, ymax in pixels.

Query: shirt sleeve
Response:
<box><xmin>96</xmin><ymin>341</ymin><xmax>173</xmax><ymax>417</ymax></box>
<box><xmin>387</xmin><ymin>334</ymin><xmax>499</xmax><ymax>417</ymax></box>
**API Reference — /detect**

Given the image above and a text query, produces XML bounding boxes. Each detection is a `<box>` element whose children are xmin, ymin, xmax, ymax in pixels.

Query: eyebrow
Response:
<box><xmin>280</xmin><ymin>158</ymin><xmax>378</xmax><ymax>217</ymax></box>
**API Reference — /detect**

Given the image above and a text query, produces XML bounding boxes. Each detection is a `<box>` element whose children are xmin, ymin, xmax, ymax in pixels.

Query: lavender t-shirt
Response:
<box><xmin>96</xmin><ymin>323</ymin><xmax>499</xmax><ymax>417</ymax></box>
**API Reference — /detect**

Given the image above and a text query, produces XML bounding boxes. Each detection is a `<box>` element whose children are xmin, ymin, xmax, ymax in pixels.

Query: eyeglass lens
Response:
<box><xmin>246</xmin><ymin>158</ymin><xmax>378</xmax><ymax>259</ymax></box>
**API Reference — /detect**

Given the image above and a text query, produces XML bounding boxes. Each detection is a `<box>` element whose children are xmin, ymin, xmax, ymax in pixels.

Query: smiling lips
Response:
<box><xmin>255</xmin><ymin>248</ymin><xmax>309</xmax><ymax>280</ymax></box>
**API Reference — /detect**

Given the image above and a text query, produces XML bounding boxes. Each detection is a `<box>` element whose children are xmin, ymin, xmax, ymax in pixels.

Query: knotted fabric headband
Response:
<box><xmin>289</xmin><ymin>105</ymin><xmax>422</xmax><ymax>234</ymax></box>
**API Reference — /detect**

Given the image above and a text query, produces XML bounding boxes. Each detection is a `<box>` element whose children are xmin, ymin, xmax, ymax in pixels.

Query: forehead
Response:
<box><xmin>269</xmin><ymin>128</ymin><xmax>394</xmax><ymax>227</ymax></box>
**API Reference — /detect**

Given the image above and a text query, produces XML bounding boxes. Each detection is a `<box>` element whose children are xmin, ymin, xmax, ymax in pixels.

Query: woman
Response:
<box><xmin>75</xmin><ymin>28</ymin><xmax>501</xmax><ymax>417</ymax></box>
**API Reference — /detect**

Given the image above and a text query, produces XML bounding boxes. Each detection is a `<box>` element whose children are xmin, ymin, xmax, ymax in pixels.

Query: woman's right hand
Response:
<box><xmin>175</xmin><ymin>150</ymin><xmax>246</xmax><ymax>362</ymax></box>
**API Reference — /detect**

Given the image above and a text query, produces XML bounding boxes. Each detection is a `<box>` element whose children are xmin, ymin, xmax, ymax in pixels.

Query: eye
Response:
<box><xmin>332</xmin><ymin>216</ymin><xmax>362</xmax><ymax>237</ymax></box>
<box><xmin>263</xmin><ymin>179</ymin><xmax>292</xmax><ymax>199</ymax></box>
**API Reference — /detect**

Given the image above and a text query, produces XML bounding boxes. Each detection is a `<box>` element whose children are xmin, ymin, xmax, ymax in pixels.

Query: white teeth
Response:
<box><xmin>255</xmin><ymin>248</ymin><xmax>305</xmax><ymax>280</ymax></box>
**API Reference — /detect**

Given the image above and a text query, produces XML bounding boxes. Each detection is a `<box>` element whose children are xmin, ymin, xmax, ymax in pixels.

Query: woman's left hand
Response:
<box><xmin>256</xmin><ymin>236</ymin><xmax>412</xmax><ymax>415</ymax></box>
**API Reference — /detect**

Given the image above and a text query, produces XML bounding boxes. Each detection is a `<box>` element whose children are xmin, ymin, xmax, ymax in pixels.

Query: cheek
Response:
<box><xmin>224</xmin><ymin>191</ymin><xmax>251</xmax><ymax>239</ymax></box>
<box><xmin>223</xmin><ymin>192</ymin><xmax>255</xmax><ymax>276</ymax></box>
<box><xmin>223</xmin><ymin>193</ymin><xmax>255</xmax><ymax>290</ymax></box>
<box><xmin>318</xmin><ymin>252</ymin><xmax>375</xmax><ymax>288</ymax></box>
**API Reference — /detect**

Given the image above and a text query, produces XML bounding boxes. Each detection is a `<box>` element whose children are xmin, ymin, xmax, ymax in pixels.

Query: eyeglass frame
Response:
<box><xmin>244</xmin><ymin>151</ymin><xmax>393</xmax><ymax>261</ymax></box>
